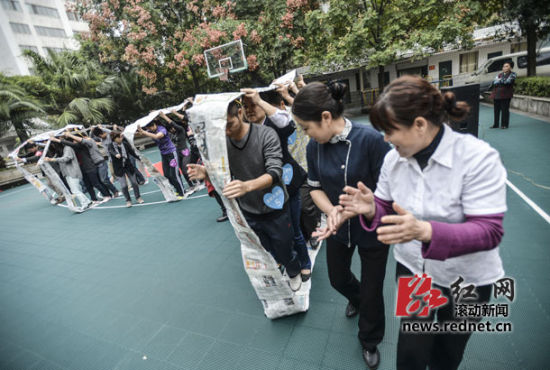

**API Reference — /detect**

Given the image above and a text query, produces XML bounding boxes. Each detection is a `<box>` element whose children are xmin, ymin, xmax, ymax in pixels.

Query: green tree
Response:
<box><xmin>96</xmin><ymin>70</ymin><xmax>172</xmax><ymax>124</ymax></box>
<box><xmin>0</xmin><ymin>80</ymin><xmax>45</xmax><ymax>142</ymax></box>
<box><xmin>74</xmin><ymin>0</ymin><xmax>316</xmax><ymax>93</ymax></box>
<box><xmin>23</xmin><ymin>49</ymin><xmax>114</xmax><ymax>126</ymax></box>
<box><xmin>305</xmin><ymin>0</ymin><xmax>483</xmax><ymax>89</ymax></box>
<box><xmin>501</xmin><ymin>0</ymin><xmax>550</xmax><ymax>76</ymax></box>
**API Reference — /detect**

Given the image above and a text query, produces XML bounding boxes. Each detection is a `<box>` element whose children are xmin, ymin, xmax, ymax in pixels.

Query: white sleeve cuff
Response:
<box><xmin>307</xmin><ymin>179</ymin><xmax>321</xmax><ymax>188</ymax></box>
<box><xmin>268</xmin><ymin>109</ymin><xmax>291</xmax><ymax>129</ymax></box>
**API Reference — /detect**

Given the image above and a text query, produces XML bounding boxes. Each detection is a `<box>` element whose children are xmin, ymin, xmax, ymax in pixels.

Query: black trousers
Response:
<box><xmin>177</xmin><ymin>150</ymin><xmax>193</xmax><ymax>187</ymax></box>
<box><xmin>493</xmin><ymin>98</ymin><xmax>511</xmax><ymax>128</ymax></box>
<box><xmin>161</xmin><ymin>152</ymin><xmax>186</xmax><ymax>195</ymax></box>
<box><xmin>326</xmin><ymin>238</ymin><xmax>389</xmax><ymax>351</ymax></box>
<box><xmin>395</xmin><ymin>262</ymin><xmax>493</xmax><ymax>370</ymax></box>
<box><xmin>82</xmin><ymin>168</ymin><xmax>110</xmax><ymax>201</ymax></box>
<box><xmin>245</xmin><ymin>207</ymin><xmax>301</xmax><ymax>278</ymax></box>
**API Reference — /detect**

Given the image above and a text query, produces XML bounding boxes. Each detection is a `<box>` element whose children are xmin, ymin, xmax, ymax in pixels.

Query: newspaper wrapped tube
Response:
<box><xmin>187</xmin><ymin>93</ymin><xmax>321</xmax><ymax>319</ymax></box>
<box><xmin>9</xmin><ymin>125</ymin><xmax>86</xmax><ymax>212</ymax></box>
<box><xmin>123</xmin><ymin>100</ymin><xmax>193</xmax><ymax>203</ymax></box>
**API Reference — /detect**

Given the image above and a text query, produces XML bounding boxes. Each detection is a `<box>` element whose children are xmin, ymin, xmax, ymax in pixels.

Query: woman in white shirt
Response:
<box><xmin>337</xmin><ymin>75</ymin><xmax>507</xmax><ymax>370</ymax></box>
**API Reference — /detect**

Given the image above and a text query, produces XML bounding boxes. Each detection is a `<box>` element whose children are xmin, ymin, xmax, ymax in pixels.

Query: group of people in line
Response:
<box><xmin>15</xmin><ymin>108</ymin><xmax>206</xmax><ymax>210</ymax></box>
<box><xmin>185</xmin><ymin>74</ymin><xmax>507</xmax><ymax>370</ymax></box>
<box><xmin>17</xmin><ymin>72</ymin><xmax>508</xmax><ymax>369</ymax></box>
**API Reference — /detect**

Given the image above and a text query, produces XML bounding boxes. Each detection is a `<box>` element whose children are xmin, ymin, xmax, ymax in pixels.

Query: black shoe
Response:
<box><xmin>501</xmin><ymin>126</ymin><xmax>508</xmax><ymax>129</ymax></box>
<box><xmin>362</xmin><ymin>348</ymin><xmax>380</xmax><ymax>370</ymax></box>
<box><xmin>490</xmin><ymin>125</ymin><xmax>499</xmax><ymax>129</ymax></box>
<box><xmin>345</xmin><ymin>302</ymin><xmax>358</xmax><ymax>318</ymax></box>
<box><xmin>216</xmin><ymin>214</ymin><xmax>228</xmax><ymax>222</ymax></box>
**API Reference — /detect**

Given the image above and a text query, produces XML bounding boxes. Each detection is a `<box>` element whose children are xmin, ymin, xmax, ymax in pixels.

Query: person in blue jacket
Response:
<box><xmin>292</xmin><ymin>81</ymin><xmax>391</xmax><ymax>370</ymax></box>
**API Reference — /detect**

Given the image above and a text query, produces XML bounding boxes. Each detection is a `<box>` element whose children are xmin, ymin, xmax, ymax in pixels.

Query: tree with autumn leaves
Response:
<box><xmin>73</xmin><ymin>0</ymin><xmax>317</xmax><ymax>95</ymax></box>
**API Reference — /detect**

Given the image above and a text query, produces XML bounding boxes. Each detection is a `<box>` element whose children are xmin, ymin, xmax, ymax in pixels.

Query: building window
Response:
<box><xmin>487</xmin><ymin>51</ymin><xmax>503</xmax><ymax>60</ymax></box>
<box><xmin>10</xmin><ymin>22</ymin><xmax>31</xmax><ymax>34</ymax></box>
<box><xmin>511</xmin><ymin>42</ymin><xmax>527</xmax><ymax>53</ymax></box>
<box><xmin>66</xmin><ymin>11</ymin><xmax>80</xmax><ymax>21</ymax></box>
<box><xmin>34</xmin><ymin>26</ymin><xmax>66</xmax><ymax>38</ymax></box>
<box><xmin>518</xmin><ymin>52</ymin><xmax>550</xmax><ymax>69</ymax></box>
<box><xmin>19</xmin><ymin>44</ymin><xmax>39</xmax><ymax>53</ymax></box>
<box><xmin>459</xmin><ymin>51</ymin><xmax>478</xmax><ymax>73</ymax></box>
<box><xmin>44</xmin><ymin>47</ymin><xmax>65</xmax><ymax>54</ymax></box>
<box><xmin>1</xmin><ymin>0</ymin><xmax>21</xmax><ymax>11</ymax></box>
<box><xmin>26</xmin><ymin>3</ymin><xmax>60</xmax><ymax>18</ymax></box>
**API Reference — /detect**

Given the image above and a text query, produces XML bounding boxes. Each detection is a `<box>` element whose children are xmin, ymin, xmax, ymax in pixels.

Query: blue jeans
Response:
<box><xmin>289</xmin><ymin>191</ymin><xmax>312</xmax><ymax>270</ymax></box>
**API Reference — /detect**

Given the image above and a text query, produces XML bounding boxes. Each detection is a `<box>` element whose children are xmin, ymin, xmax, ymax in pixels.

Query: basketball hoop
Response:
<box><xmin>219</xmin><ymin>68</ymin><xmax>229</xmax><ymax>81</ymax></box>
<box><xmin>204</xmin><ymin>39</ymin><xmax>248</xmax><ymax>79</ymax></box>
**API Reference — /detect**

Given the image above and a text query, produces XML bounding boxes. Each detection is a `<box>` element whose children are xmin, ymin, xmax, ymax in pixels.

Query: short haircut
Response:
<box><xmin>260</xmin><ymin>90</ymin><xmax>284</xmax><ymax>107</ymax></box>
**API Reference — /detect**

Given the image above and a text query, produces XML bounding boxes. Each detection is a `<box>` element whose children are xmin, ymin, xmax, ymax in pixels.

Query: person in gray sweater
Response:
<box><xmin>65</xmin><ymin>131</ymin><xmax>119</xmax><ymax>198</ymax></box>
<box><xmin>188</xmin><ymin>99</ymin><xmax>303</xmax><ymax>291</ymax></box>
<box><xmin>45</xmin><ymin>138</ymin><xmax>91</xmax><ymax>209</ymax></box>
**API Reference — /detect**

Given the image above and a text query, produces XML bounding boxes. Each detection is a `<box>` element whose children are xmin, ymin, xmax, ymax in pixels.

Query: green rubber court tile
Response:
<box><xmin>295</xmin><ymin>302</ymin><xmax>337</xmax><ymax>331</ymax></box>
<box><xmin>166</xmin><ymin>333</ymin><xmax>215</xmax><ymax>369</ymax></box>
<box><xmin>217</xmin><ymin>313</ymin><xmax>266</xmax><ymax>346</ymax></box>
<box><xmin>141</xmin><ymin>325</ymin><xmax>187</xmax><ymax>361</ymax></box>
<box><xmin>234</xmin><ymin>347</ymin><xmax>282</xmax><ymax>370</ymax></box>
<box><xmin>28</xmin><ymin>359</ymin><xmax>67</xmax><ymax>370</ymax></box>
<box><xmin>114</xmin><ymin>352</ymin><xmax>185</xmax><ymax>370</ymax></box>
<box><xmin>249</xmin><ymin>322</ymin><xmax>294</xmax><ymax>354</ymax></box>
<box><xmin>195</xmin><ymin>340</ymin><xmax>243</xmax><ymax>370</ymax></box>
<box><xmin>0</xmin><ymin>342</ymin><xmax>26</xmax><ymax>369</ymax></box>
<box><xmin>115</xmin><ymin>318</ymin><xmax>165</xmax><ymax>352</ymax></box>
<box><xmin>321</xmin><ymin>331</ymin><xmax>364</xmax><ymax>370</ymax></box>
<box><xmin>179</xmin><ymin>305</ymin><xmax>232</xmax><ymax>338</ymax></box>
<box><xmin>283</xmin><ymin>326</ymin><xmax>330</xmax><ymax>365</ymax></box>
<box><xmin>277</xmin><ymin>357</ymin><xmax>326</xmax><ymax>370</ymax></box>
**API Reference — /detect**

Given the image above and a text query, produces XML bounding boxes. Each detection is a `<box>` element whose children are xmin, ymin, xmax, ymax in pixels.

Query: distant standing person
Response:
<box><xmin>491</xmin><ymin>61</ymin><xmax>516</xmax><ymax>129</ymax></box>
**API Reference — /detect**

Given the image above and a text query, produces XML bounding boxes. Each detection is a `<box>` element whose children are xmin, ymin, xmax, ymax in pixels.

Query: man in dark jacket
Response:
<box><xmin>491</xmin><ymin>61</ymin><xmax>516</xmax><ymax>129</ymax></box>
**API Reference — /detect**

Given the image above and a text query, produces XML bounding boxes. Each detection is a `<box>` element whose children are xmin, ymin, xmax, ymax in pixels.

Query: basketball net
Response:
<box><xmin>219</xmin><ymin>68</ymin><xmax>229</xmax><ymax>81</ymax></box>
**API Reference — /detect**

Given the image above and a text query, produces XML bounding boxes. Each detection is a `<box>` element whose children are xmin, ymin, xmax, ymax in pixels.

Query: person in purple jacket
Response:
<box><xmin>334</xmin><ymin>75</ymin><xmax>507</xmax><ymax>370</ymax></box>
<box><xmin>137</xmin><ymin>119</ymin><xmax>187</xmax><ymax>198</ymax></box>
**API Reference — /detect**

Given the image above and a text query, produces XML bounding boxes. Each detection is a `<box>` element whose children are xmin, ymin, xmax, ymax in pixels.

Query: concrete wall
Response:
<box><xmin>510</xmin><ymin>95</ymin><xmax>550</xmax><ymax>117</ymax></box>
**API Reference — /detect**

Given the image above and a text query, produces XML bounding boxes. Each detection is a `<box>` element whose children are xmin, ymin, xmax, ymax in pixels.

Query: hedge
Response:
<box><xmin>515</xmin><ymin>76</ymin><xmax>550</xmax><ymax>98</ymax></box>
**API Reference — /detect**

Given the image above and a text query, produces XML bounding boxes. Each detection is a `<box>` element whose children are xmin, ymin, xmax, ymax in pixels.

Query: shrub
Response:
<box><xmin>515</xmin><ymin>76</ymin><xmax>550</xmax><ymax>98</ymax></box>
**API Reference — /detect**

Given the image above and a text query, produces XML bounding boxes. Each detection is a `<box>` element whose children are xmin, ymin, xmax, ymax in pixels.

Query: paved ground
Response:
<box><xmin>0</xmin><ymin>105</ymin><xmax>549</xmax><ymax>369</ymax></box>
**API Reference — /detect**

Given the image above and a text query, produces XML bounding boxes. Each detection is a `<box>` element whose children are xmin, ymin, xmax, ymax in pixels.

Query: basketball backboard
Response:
<box><xmin>204</xmin><ymin>39</ymin><xmax>248</xmax><ymax>79</ymax></box>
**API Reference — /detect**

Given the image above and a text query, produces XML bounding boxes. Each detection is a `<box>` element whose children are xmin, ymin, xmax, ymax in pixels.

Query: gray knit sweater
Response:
<box><xmin>227</xmin><ymin>123</ymin><xmax>288</xmax><ymax>216</ymax></box>
<box><xmin>53</xmin><ymin>145</ymin><xmax>82</xmax><ymax>179</ymax></box>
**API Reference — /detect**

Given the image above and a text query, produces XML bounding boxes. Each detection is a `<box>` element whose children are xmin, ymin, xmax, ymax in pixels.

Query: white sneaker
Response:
<box><xmin>288</xmin><ymin>274</ymin><xmax>302</xmax><ymax>292</ymax></box>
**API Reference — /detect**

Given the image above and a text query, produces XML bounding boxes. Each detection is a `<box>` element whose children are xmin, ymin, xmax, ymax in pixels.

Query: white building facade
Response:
<box><xmin>0</xmin><ymin>0</ymin><xmax>88</xmax><ymax>75</ymax></box>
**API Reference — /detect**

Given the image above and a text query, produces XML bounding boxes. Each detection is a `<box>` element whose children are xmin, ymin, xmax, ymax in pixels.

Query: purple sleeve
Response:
<box><xmin>359</xmin><ymin>197</ymin><xmax>394</xmax><ymax>232</ymax></box>
<box><xmin>422</xmin><ymin>214</ymin><xmax>504</xmax><ymax>261</ymax></box>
